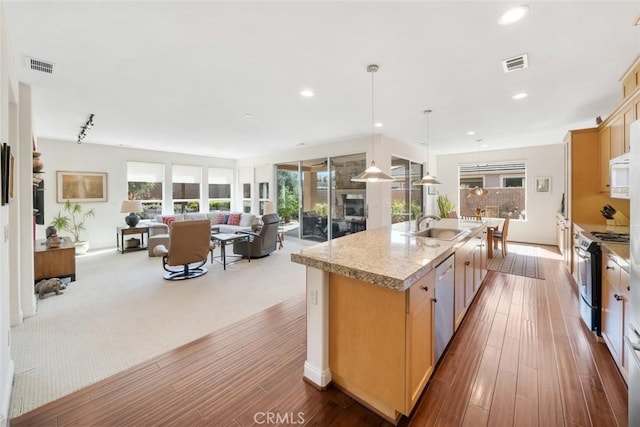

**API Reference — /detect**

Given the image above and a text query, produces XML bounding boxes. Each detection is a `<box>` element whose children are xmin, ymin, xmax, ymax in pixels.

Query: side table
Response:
<box><xmin>116</xmin><ymin>225</ymin><xmax>149</xmax><ymax>254</ymax></box>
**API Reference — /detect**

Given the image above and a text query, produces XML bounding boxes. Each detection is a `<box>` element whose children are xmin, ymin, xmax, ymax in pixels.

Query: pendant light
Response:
<box><xmin>414</xmin><ymin>109</ymin><xmax>441</xmax><ymax>185</ymax></box>
<box><xmin>351</xmin><ymin>64</ymin><xmax>394</xmax><ymax>183</ymax></box>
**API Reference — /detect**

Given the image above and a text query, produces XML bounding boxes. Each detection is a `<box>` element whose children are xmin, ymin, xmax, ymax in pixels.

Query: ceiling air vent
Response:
<box><xmin>502</xmin><ymin>54</ymin><xmax>528</xmax><ymax>73</ymax></box>
<box><xmin>25</xmin><ymin>56</ymin><xmax>54</xmax><ymax>74</ymax></box>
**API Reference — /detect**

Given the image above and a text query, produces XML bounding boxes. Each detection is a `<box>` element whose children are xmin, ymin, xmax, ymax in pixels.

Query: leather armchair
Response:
<box><xmin>233</xmin><ymin>213</ymin><xmax>280</xmax><ymax>259</ymax></box>
<box><xmin>153</xmin><ymin>220</ymin><xmax>214</xmax><ymax>280</ymax></box>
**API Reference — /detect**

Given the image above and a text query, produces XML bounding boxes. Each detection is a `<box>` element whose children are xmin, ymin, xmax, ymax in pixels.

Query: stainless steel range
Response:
<box><xmin>574</xmin><ymin>232</ymin><xmax>602</xmax><ymax>334</ymax></box>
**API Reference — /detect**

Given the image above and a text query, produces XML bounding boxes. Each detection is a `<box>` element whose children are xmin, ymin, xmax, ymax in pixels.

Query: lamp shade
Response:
<box><xmin>120</xmin><ymin>200</ymin><xmax>143</xmax><ymax>213</ymax></box>
<box><xmin>351</xmin><ymin>161</ymin><xmax>394</xmax><ymax>182</ymax></box>
<box><xmin>121</xmin><ymin>200</ymin><xmax>144</xmax><ymax>227</ymax></box>
<box><xmin>469</xmin><ymin>187</ymin><xmax>489</xmax><ymax>196</ymax></box>
<box><xmin>263</xmin><ymin>201</ymin><xmax>276</xmax><ymax>215</ymax></box>
<box><xmin>414</xmin><ymin>173</ymin><xmax>441</xmax><ymax>185</ymax></box>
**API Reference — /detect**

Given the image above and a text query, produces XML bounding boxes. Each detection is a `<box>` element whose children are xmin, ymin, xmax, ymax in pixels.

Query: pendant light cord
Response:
<box><xmin>424</xmin><ymin>109</ymin><xmax>432</xmax><ymax>171</ymax></box>
<box><xmin>368</xmin><ymin>64</ymin><xmax>379</xmax><ymax>164</ymax></box>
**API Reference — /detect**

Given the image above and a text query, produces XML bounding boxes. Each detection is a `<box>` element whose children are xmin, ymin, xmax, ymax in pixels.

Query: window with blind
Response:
<box><xmin>208</xmin><ymin>167</ymin><xmax>232</xmax><ymax>211</ymax></box>
<box><xmin>127</xmin><ymin>161</ymin><xmax>164</xmax><ymax>219</ymax></box>
<box><xmin>172</xmin><ymin>164</ymin><xmax>202</xmax><ymax>213</ymax></box>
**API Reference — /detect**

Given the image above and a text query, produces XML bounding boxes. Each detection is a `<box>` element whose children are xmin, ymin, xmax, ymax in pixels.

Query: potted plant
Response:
<box><xmin>436</xmin><ymin>193</ymin><xmax>455</xmax><ymax>218</ymax></box>
<box><xmin>50</xmin><ymin>200</ymin><xmax>96</xmax><ymax>255</ymax></box>
<box><xmin>278</xmin><ymin>187</ymin><xmax>299</xmax><ymax>223</ymax></box>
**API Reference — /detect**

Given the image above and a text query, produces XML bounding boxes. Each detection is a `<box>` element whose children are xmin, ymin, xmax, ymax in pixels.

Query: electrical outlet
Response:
<box><xmin>310</xmin><ymin>289</ymin><xmax>318</xmax><ymax>305</ymax></box>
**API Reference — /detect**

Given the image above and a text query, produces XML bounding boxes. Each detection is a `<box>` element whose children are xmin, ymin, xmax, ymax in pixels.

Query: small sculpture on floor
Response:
<box><xmin>34</xmin><ymin>278</ymin><xmax>67</xmax><ymax>299</ymax></box>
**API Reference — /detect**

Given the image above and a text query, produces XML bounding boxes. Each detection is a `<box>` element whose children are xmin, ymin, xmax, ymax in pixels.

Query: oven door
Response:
<box><xmin>574</xmin><ymin>246</ymin><xmax>591</xmax><ymax>301</ymax></box>
<box><xmin>574</xmin><ymin>245</ymin><xmax>595</xmax><ymax>330</ymax></box>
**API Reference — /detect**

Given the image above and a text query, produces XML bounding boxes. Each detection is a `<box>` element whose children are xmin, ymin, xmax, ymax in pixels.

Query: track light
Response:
<box><xmin>77</xmin><ymin>113</ymin><xmax>95</xmax><ymax>144</ymax></box>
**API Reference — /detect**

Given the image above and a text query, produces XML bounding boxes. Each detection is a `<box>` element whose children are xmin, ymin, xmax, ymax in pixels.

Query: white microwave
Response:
<box><xmin>610</xmin><ymin>153</ymin><xmax>630</xmax><ymax>199</ymax></box>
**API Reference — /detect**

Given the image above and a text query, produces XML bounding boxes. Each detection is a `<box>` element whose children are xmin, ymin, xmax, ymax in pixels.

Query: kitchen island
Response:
<box><xmin>291</xmin><ymin>218</ymin><xmax>487</xmax><ymax>422</ymax></box>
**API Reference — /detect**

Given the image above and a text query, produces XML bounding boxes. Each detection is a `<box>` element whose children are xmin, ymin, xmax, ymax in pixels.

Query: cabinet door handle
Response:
<box><xmin>465</xmin><ymin>261</ymin><xmax>471</xmax><ymax>266</ymax></box>
<box><xmin>614</xmin><ymin>294</ymin><xmax>623</xmax><ymax>301</ymax></box>
<box><xmin>606</xmin><ymin>265</ymin><xmax>615</xmax><ymax>270</ymax></box>
<box><xmin>421</xmin><ymin>285</ymin><xmax>429</xmax><ymax>292</ymax></box>
<box><xmin>432</xmin><ymin>298</ymin><xmax>437</xmax><ymax>303</ymax></box>
<box><xmin>628</xmin><ymin>286</ymin><xmax>631</xmax><ymax>291</ymax></box>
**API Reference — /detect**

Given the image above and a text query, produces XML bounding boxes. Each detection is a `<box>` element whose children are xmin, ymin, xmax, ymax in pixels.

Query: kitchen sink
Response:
<box><xmin>413</xmin><ymin>228</ymin><xmax>467</xmax><ymax>240</ymax></box>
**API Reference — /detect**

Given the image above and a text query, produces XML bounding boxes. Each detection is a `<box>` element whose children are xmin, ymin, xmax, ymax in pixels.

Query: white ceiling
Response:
<box><xmin>4</xmin><ymin>1</ymin><xmax>640</xmax><ymax>159</ymax></box>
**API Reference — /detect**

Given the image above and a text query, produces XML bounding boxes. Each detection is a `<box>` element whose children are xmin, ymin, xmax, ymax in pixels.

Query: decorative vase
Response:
<box><xmin>74</xmin><ymin>241</ymin><xmax>90</xmax><ymax>255</ymax></box>
<box><xmin>33</xmin><ymin>151</ymin><xmax>43</xmax><ymax>172</ymax></box>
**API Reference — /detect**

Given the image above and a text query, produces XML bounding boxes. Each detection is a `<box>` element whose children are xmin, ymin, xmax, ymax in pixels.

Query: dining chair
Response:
<box><xmin>492</xmin><ymin>212</ymin><xmax>512</xmax><ymax>257</ymax></box>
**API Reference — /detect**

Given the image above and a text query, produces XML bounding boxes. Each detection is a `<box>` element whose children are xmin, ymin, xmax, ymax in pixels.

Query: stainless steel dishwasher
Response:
<box><xmin>434</xmin><ymin>253</ymin><xmax>455</xmax><ymax>362</ymax></box>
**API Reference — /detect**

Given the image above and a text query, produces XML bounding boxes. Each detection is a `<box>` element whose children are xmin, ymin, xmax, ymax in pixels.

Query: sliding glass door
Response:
<box><xmin>276</xmin><ymin>153</ymin><xmax>366</xmax><ymax>242</ymax></box>
<box><xmin>390</xmin><ymin>156</ymin><xmax>424</xmax><ymax>224</ymax></box>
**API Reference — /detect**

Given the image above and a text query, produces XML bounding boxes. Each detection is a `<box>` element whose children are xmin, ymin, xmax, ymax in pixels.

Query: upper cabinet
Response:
<box><xmin>598</xmin><ymin>55</ymin><xmax>640</xmax><ymax>193</ymax></box>
<box><xmin>622</xmin><ymin>55</ymin><xmax>640</xmax><ymax>100</ymax></box>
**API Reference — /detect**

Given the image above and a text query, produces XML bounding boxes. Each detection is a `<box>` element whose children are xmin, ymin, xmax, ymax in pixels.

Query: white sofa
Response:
<box><xmin>147</xmin><ymin>211</ymin><xmax>256</xmax><ymax>238</ymax></box>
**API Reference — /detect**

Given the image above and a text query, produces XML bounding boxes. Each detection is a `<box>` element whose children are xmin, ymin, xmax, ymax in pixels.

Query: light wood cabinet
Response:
<box><xmin>474</xmin><ymin>231</ymin><xmax>487</xmax><ymax>289</ymax></box>
<box><xmin>599</xmin><ymin>126</ymin><xmax>611</xmax><ymax>193</ymax></box>
<box><xmin>406</xmin><ymin>273</ymin><xmax>435</xmax><ymax>412</ymax></box>
<box><xmin>622</xmin><ymin>55</ymin><xmax>640</xmax><ymax>99</ymax></box>
<box><xmin>328</xmin><ymin>269</ymin><xmax>435</xmax><ymax>420</ymax></box>
<box><xmin>601</xmin><ymin>250</ymin><xmax>629</xmax><ymax>382</ymax></box>
<box><xmin>624</xmin><ymin>106</ymin><xmax>634</xmax><ymax>153</ymax></box>
<box><xmin>610</xmin><ymin>115</ymin><xmax>625</xmax><ymax>159</ymax></box>
<box><xmin>564</xmin><ymin>128</ymin><xmax>607</xmax><ymax>225</ymax></box>
<box><xmin>455</xmin><ymin>236</ymin><xmax>475</xmax><ymax>329</ymax></box>
<box><xmin>454</xmin><ymin>229</ymin><xmax>486</xmax><ymax>330</ymax></box>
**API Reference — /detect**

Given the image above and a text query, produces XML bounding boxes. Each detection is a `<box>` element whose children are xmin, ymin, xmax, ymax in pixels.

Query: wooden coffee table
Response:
<box><xmin>210</xmin><ymin>233</ymin><xmax>251</xmax><ymax>270</ymax></box>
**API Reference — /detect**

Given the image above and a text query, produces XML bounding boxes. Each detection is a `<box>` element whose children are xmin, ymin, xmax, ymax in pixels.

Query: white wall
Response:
<box><xmin>437</xmin><ymin>143</ymin><xmax>565</xmax><ymax>245</ymax></box>
<box><xmin>0</xmin><ymin>1</ymin><xmax>17</xmax><ymax>423</ymax></box>
<box><xmin>36</xmin><ymin>138</ymin><xmax>235</xmax><ymax>249</ymax></box>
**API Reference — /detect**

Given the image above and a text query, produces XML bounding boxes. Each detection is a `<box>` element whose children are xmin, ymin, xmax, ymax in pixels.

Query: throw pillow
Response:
<box><xmin>218</xmin><ymin>213</ymin><xmax>225</xmax><ymax>224</ymax></box>
<box><xmin>161</xmin><ymin>215</ymin><xmax>177</xmax><ymax>227</ymax></box>
<box><xmin>239</xmin><ymin>213</ymin><xmax>255</xmax><ymax>227</ymax></box>
<box><xmin>228</xmin><ymin>213</ymin><xmax>242</xmax><ymax>226</ymax></box>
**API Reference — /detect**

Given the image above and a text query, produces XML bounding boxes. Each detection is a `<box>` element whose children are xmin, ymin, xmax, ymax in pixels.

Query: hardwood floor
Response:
<box><xmin>12</xmin><ymin>247</ymin><xmax>627</xmax><ymax>426</ymax></box>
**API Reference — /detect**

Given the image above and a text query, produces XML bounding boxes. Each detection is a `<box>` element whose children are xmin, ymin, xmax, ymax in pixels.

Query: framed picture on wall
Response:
<box><xmin>57</xmin><ymin>171</ymin><xmax>108</xmax><ymax>202</ymax></box>
<box><xmin>535</xmin><ymin>177</ymin><xmax>551</xmax><ymax>193</ymax></box>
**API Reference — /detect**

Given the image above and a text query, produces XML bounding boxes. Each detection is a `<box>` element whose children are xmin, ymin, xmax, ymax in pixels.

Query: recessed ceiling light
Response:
<box><xmin>512</xmin><ymin>92</ymin><xmax>528</xmax><ymax>100</ymax></box>
<box><xmin>374</xmin><ymin>122</ymin><xmax>383</xmax><ymax>128</ymax></box>
<box><xmin>244</xmin><ymin>113</ymin><xmax>252</xmax><ymax>118</ymax></box>
<box><xmin>300</xmin><ymin>89</ymin><xmax>314</xmax><ymax>97</ymax></box>
<box><xmin>481</xmin><ymin>144</ymin><xmax>488</xmax><ymax>148</ymax></box>
<box><xmin>498</xmin><ymin>5</ymin><xmax>529</xmax><ymax>25</ymax></box>
<box><xmin>467</xmin><ymin>131</ymin><xmax>475</xmax><ymax>135</ymax></box>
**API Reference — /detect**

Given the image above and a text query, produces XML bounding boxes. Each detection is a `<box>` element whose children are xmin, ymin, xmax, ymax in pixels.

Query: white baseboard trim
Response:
<box><xmin>303</xmin><ymin>361</ymin><xmax>331</xmax><ymax>388</ymax></box>
<box><xmin>0</xmin><ymin>359</ymin><xmax>14</xmax><ymax>427</ymax></box>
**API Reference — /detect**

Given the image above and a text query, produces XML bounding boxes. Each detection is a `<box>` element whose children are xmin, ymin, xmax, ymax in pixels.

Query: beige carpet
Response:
<box><xmin>487</xmin><ymin>243</ymin><xmax>545</xmax><ymax>279</ymax></box>
<box><xmin>9</xmin><ymin>237</ymin><xmax>315</xmax><ymax>418</ymax></box>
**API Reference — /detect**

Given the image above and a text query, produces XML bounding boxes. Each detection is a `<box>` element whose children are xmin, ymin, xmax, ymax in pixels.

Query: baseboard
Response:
<box><xmin>303</xmin><ymin>361</ymin><xmax>332</xmax><ymax>388</ymax></box>
<box><xmin>0</xmin><ymin>359</ymin><xmax>15</xmax><ymax>427</ymax></box>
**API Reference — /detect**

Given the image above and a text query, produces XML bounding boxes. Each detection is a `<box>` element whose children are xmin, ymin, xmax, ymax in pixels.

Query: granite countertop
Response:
<box><xmin>290</xmin><ymin>218</ymin><xmax>485</xmax><ymax>291</ymax></box>
<box><xmin>574</xmin><ymin>221</ymin><xmax>630</xmax><ymax>269</ymax></box>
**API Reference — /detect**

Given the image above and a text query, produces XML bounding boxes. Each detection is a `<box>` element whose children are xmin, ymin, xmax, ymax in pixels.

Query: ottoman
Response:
<box><xmin>148</xmin><ymin>233</ymin><xmax>170</xmax><ymax>257</ymax></box>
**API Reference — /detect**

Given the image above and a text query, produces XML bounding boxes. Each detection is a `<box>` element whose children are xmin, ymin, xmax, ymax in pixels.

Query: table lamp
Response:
<box><xmin>121</xmin><ymin>200</ymin><xmax>144</xmax><ymax>227</ymax></box>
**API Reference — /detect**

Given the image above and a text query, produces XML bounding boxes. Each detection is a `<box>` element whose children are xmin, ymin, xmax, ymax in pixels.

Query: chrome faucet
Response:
<box><xmin>416</xmin><ymin>214</ymin><xmax>441</xmax><ymax>231</ymax></box>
